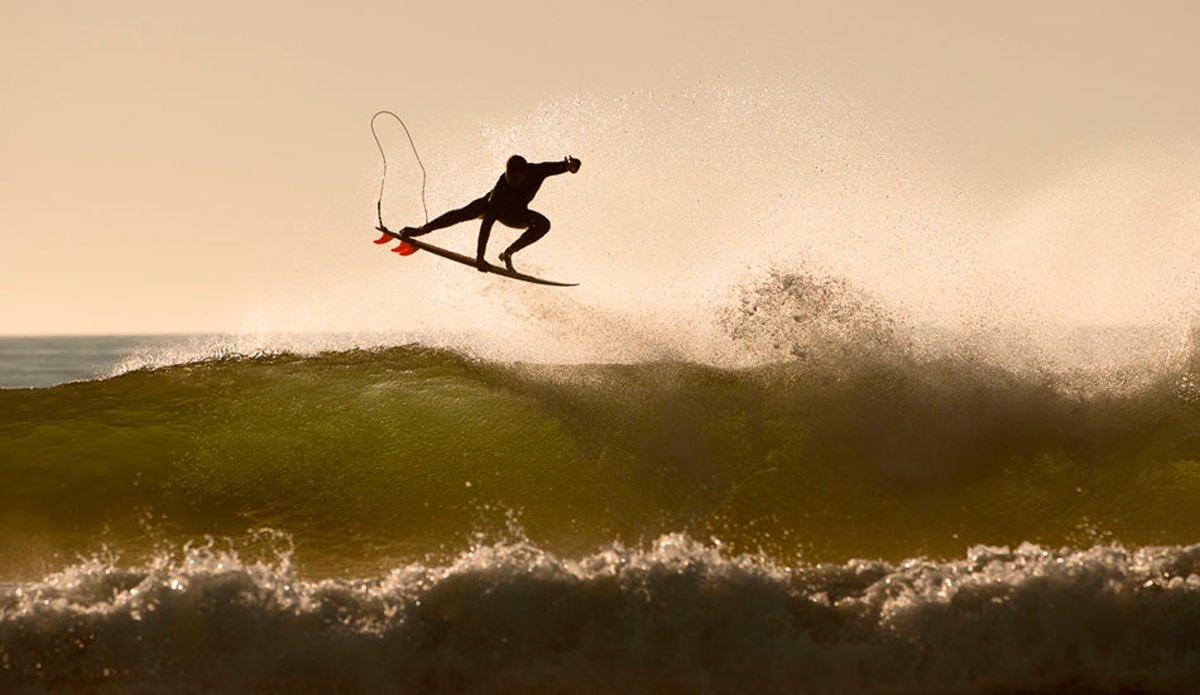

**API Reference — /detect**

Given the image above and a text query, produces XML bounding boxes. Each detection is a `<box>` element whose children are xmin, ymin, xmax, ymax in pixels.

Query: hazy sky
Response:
<box><xmin>3</xmin><ymin>0</ymin><xmax>1199</xmax><ymax>341</ymax></box>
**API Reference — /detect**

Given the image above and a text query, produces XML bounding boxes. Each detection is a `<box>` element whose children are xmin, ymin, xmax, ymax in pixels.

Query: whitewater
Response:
<box><xmin>5</xmin><ymin>533</ymin><xmax>1200</xmax><ymax>694</ymax></box>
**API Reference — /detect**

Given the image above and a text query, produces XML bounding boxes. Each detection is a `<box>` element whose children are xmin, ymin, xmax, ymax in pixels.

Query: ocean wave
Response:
<box><xmin>3</xmin><ymin>534</ymin><xmax>1200</xmax><ymax>693</ymax></box>
<box><xmin>2</xmin><ymin>343</ymin><xmax>1199</xmax><ymax>578</ymax></box>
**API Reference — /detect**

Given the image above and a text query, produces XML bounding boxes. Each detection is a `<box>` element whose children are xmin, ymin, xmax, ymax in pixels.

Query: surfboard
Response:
<box><xmin>374</xmin><ymin>227</ymin><xmax>578</xmax><ymax>287</ymax></box>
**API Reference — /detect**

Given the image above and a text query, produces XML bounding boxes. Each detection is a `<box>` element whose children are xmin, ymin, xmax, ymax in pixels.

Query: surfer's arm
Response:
<box><xmin>533</xmin><ymin>157</ymin><xmax>581</xmax><ymax>178</ymax></box>
<box><xmin>475</xmin><ymin>215</ymin><xmax>495</xmax><ymax>271</ymax></box>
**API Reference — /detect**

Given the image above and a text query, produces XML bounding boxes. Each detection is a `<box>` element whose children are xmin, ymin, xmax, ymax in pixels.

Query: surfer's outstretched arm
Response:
<box><xmin>531</xmin><ymin>157</ymin><xmax>581</xmax><ymax>179</ymax></box>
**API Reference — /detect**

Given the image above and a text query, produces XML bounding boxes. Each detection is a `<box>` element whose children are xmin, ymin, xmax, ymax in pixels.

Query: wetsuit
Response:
<box><xmin>406</xmin><ymin>159</ymin><xmax>575</xmax><ymax>268</ymax></box>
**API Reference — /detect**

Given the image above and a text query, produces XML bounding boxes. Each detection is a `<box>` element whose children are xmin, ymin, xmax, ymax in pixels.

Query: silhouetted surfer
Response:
<box><xmin>400</xmin><ymin>155</ymin><xmax>582</xmax><ymax>273</ymax></box>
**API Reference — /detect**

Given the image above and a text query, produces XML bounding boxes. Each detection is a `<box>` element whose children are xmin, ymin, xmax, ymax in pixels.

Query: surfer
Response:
<box><xmin>399</xmin><ymin>155</ymin><xmax>581</xmax><ymax>273</ymax></box>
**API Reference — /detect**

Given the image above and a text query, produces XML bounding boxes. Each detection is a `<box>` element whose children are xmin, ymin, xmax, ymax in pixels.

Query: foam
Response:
<box><xmin>4</xmin><ymin>534</ymin><xmax>1200</xmax><ymax>693</ymax></box>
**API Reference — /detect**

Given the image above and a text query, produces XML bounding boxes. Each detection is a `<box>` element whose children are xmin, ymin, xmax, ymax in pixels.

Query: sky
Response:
<box><xmin>2</xmin><ymin>0</ymin><xmax>1199</xmax><ymax>351</ymax></box>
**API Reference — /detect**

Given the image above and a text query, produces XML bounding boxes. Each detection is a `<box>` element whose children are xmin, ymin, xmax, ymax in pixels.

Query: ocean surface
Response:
<box><xmin>0</xmin><ymin>335</ymin><xmax>180</xmax><ymax>390</ymax></box>
<box><xmin>3</xmin><ymin>328</ymin><xmax>1200</xmax><ymax>693</ymax></box>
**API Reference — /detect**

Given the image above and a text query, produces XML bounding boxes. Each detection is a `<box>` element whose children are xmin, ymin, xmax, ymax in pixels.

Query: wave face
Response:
<box><xmin>3</xmin><ymin>338</ymin><xmax>1200</xmax><ymax>692</ymax></box>
<box><xmin>3</xmin><ymin>537</ymin><xmax>1200</xmax><ymax>694</ymax></box>
<box><xmin>2</xmin><ymin>342</ymin><xmax>1199</xmax><ymax>578</ymax></box>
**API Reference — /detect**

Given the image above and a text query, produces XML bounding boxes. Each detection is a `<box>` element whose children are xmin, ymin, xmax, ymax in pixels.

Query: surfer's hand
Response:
<box><xmin>566</xmin><ymin>156</ymin><xmax>581</xmax><ymax>173</ymax></box>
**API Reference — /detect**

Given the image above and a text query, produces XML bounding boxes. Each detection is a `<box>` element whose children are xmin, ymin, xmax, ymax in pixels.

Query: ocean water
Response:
<box><xmin>3</xmin><ymin>322</ymin><xmax>1200</xmax><ymax>693</ymax></box>
<box><xmin>0</xmin><ymin>336</ymin><xmax>182</xmax><ymax>390</ymax></box>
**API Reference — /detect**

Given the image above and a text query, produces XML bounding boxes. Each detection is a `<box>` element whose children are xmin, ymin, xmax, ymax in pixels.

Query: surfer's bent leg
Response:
<box><xmin>411</xmin><ymin>197</ymin><xmax>488</xmax><ymax>236</ymax></box>
<box><xmin>501</xmin><ymin>211</ymin><xmax>550</xmax><ymax>257</ymax></box>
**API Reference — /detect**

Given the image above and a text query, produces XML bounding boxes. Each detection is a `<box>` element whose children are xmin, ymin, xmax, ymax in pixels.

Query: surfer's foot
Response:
<box><xmin>399</xmin><ymin>225</ymin><xmax>423</xmax><ymax>239</ymax></box>
<box><xmin>498</xmin><ymin>250</ymin><xmax>515</xmax><ymax>272</ymax></box>
<box><xmin>476</xmin><ymin>258</ymin><xmax>490</xmax><ymax>273</ymax></box>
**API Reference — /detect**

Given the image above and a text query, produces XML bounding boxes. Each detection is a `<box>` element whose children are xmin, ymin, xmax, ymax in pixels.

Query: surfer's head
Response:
<box><xmin>505</xmin><ymin>155</ymin><xmax>528</xmax><ymax>186</ymax></box>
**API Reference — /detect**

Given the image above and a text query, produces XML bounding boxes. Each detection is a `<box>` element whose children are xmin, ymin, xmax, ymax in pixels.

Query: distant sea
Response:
<box><xmin>0</xmin><ymin>334</ymin><xmax>198</xmax><ymax>389</ymax></box>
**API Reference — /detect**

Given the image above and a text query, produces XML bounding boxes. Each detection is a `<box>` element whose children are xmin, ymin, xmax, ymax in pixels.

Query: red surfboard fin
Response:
<box><xmin>391</xmin><ymin>241</ymin><xmax>419</xmax><ymax>256</ymax></box>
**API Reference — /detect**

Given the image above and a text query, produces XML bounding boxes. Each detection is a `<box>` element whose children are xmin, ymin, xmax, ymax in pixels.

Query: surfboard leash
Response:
<box><xmin>370</xmin><ymin>111</ymin><xmax>429</xmax><ymax>229</ymax></box>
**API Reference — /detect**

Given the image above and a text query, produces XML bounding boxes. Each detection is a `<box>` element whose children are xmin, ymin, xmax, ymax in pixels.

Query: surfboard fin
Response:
<box><xmin>372</xmin><ymin>231</ymin><xmax>392</xmax><ymax>245</ymax></box>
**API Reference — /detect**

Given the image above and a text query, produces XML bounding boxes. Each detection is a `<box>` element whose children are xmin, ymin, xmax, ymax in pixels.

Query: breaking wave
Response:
<box><xmin>2</xmin><ymin>330</ymin><xmax>1198</xmax><ymax>578</ymax></box>
<box><xmin>3</xmin><ymin>535</ymin><xmax>1200</xmax><ymax>693</ymax></box>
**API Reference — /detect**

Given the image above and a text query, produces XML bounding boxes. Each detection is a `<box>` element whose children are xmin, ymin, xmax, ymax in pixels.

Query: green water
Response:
<box><xmin>2</xmin><ymin>344</ymin><xmax>1199</xmax><ymax>579</ymax></box>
